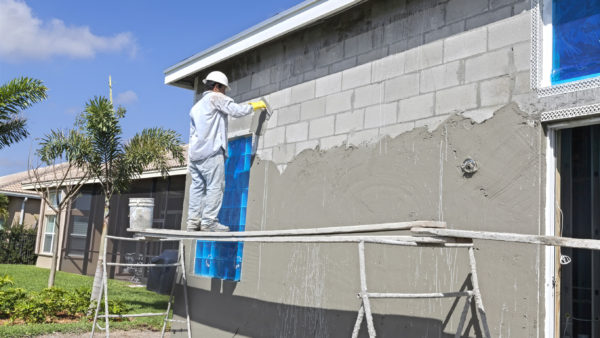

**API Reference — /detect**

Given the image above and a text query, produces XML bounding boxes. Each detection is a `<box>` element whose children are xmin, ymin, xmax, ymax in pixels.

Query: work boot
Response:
<box><xmin>201</xmin><ymin>222</ymin><xmax>230</xmax><ymax>232</ymax></box>
<box><xmin>186</xmin><ymin>219</ymin><xmax>201</xmax><ymax>231</ymax></box>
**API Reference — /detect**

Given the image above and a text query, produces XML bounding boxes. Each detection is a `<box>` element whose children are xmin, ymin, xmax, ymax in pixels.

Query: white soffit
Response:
<box><xmin>164</xmin><ymin>0</ymin><xmax>364</xmax><ymax>88</ymax></box>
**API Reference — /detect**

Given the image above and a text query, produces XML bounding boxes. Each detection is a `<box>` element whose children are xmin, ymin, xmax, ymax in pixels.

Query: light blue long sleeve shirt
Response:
<box><xmin>188</xmin><ymin>91</ymin><xmax>253</xmax><ymax>161</ymax></box>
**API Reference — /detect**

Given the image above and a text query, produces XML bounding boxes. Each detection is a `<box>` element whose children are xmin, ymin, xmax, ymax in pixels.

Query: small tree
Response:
<box><xmin>0</xmin><ymin>77</ymin><xmax>47</xmax><ymax>149</ymax></box>
<box><xmin>73</xmin><ymin>97</ymin><xmax>185</xmax><ymax>304</ymax></box>
<box><xmin>28</xmin><ymin>129</ymin><xmax>91</xmax><ymax>287</ymax></box>
<box><xmin>0</xmin><ymin>194</ymin><xmax>8</xmax><ymax>226</ymax></box>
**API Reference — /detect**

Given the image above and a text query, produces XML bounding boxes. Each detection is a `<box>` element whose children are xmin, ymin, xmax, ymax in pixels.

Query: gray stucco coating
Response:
<box><xmin>174</xmin><ymin>103</ymin><xmax>545</xmax><ymax>337</ymax></box>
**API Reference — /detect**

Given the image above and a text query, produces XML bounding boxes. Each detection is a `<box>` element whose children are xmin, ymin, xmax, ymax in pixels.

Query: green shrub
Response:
<box><xmin>0</xmin><ymin>273</ymin><xmax>133</xmax><ymax>324</ymax></box>
<box><xmin>63</xmin><ymin>287</ymin><xmax>91</xmax><ymax>316</ymax></box>
<box><xmin>0</xmin><ymin>287</ymin><xmax>26</xmax><ymax>317</ymax></box>
<box><xmin>0</xmin><ymin>274</ymin><xmax>14</xmax><ymax>288</ymax></box>
<box><xmin>1</xmin><ymin>284</ymin><xmax>130</xmax><ymax>324</ymax></box>
<box><xmin>0</xmin><ymin>224</ymin><xmax>37</xmax><ymax>264</ymax></box>
<box><xmin>13</xmin><ymin>295</ymin><xmax>49</xmax><ymax>323</ymax></box>
<box><xmin>90</xmin><ymin>298</ymin><xmax>132</xmax><ymax>320</ymax></box>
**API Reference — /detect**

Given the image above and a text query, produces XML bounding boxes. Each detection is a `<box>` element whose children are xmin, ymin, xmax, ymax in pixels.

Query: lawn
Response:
<box><xmin>0</xmin><ymin>264</ymin><xmax>170</xmax><ymax>337</ymax></box>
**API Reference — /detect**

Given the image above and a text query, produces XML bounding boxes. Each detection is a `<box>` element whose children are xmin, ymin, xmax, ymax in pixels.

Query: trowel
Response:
<box><xmin>250</xmin><ymin>97</ymin><xmax>274</xmax><ymax>161</ymax></box>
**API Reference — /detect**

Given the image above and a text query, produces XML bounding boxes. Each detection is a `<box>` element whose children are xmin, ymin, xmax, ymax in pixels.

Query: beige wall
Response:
<box><xmin>2</xmin><ymin>196</ymin><xmax>40</xmax><ymax>229</ymax></box>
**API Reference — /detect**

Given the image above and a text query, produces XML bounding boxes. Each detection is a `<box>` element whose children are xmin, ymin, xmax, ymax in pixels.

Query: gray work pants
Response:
<box><xmin>186</xmin><ymin>151</ymin><xmax>225</xmax><ymax>230</ymax></box>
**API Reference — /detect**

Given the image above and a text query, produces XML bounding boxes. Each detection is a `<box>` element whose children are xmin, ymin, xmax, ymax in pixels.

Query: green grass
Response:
<box><xmin>0</xmin><ymin>264</ymin><xmax>170</xmax><ymax>337</ymax></box>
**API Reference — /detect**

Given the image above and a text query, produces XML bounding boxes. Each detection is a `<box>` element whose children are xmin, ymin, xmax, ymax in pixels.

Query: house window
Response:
<box><xmin>551</xmin><ymin>1</ymin><xmax>600</xmax><ymax>84</ymax></box>
<box><xmin>195</xmin><ymin>136</ymin><xmax>252</xmax><ymax>281</ymax></box>
<box><xmin>557</xmin><ymin>124</ymin><xmax>600</xmax><ymax>337</ymax></box>
<box><xmin>42</xmin><ymin>215</ymin><xmax>56</xmax><ymax>254</ymax></box>
<box><xmin>67</xmin><ymin>192</ymin><xmax>92</xmax><ymax>256</ymax></box>
<box><xmin>533</xmin><ymin>0</ymin><xmax>600</xmax><ymax>94</ymax></box>
<box><xmin>48</xmin><ymin>191</ymin><xmax>60</xmax><ymax>209</ymax></box>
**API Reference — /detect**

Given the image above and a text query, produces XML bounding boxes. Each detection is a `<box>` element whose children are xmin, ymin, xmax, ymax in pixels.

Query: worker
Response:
<box><xmin>187</xmin><ymin>70</ymin><xmax>266</xmax><ymax>232</ymax></box>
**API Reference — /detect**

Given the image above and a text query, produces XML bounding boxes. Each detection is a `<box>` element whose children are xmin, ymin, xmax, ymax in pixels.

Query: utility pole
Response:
<box><xmin>109</xmin><ymin>75</ymin><xmax>113</xmax><ymax>104</ymax></box>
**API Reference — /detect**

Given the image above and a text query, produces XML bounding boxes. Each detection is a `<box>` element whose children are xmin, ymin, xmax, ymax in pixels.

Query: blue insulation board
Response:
<box><xmin>552</xmin><ymin>0</ymin><xmax>600</xmax><ymax>84</ymax></box>
<box><xmin>194</xmin><ymin>136</ymin><xmax>252</xmax><ymax>281</ymax></box>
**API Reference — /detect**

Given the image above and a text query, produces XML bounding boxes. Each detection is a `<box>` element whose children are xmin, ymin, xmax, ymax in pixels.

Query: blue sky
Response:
<box><xmin>0</xmin><ymin>0</ymin><xmax>304</xmax><ymax>176</ymax></box>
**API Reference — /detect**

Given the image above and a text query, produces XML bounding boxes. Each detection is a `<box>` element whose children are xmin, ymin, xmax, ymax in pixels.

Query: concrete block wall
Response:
<box><xmin>229</xmin><ymin>11</ymin><xmax>534</xmax><ymax>170</ymax></box>
<box><xmin>205</xmin><ymin>0</ymin><xmax>530</xmax><ymax>102</ymax></box>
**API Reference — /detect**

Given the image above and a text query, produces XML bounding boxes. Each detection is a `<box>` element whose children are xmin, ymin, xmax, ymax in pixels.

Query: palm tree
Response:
<box><xmin>75</xmin><ymin>97</ymin><xmax>185</xmax><ymax>303</ymax></box>
<box><xmin>0</xmin><ymin>77</ymin><xmax>47</xmax><ymax>148</ymax></box>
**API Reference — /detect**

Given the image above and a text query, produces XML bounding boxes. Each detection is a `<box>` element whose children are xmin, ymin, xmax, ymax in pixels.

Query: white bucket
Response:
<box><xmin>129</xmin><ymin>198</ymin><xmax>154</xmax><ymax>230</ymax></box>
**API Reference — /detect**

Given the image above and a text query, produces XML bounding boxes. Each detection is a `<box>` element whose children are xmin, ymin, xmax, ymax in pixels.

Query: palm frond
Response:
<box><xmin>0</xmin><ymin>117</ymin><xmax>28</xmax><ymax>149</ymax></box>
<box><xmin>82</xmin><ymin>96</ymin><xmax>123</xmax><ymax>168</ymax></box>
<box><xmin>0</xmin><ymin>77</ymin><xmax>47</xmax><ymax>149</ymax></box>
<box><xmin>116</xmin><ymin>128</ymin><xmax>185</xmax><ymax>192</ymax></box>
<box><xmin>37</xmin><ymin>129</ymin><xmax>92</xmax><ymax>167</ymax></box>
<box><xmin>0</xmin><ymin>77</ymin><xmax>47</xmax><ymax>118</ymax></box>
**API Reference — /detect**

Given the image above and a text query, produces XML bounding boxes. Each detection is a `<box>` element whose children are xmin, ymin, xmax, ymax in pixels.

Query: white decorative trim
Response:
<box><xmin>541</xmin><ymin>103</ymin><xmax>600</xmax><ymax>122</ymax></box>
<box><xmin>531</xmin><ymin>0</ymin><xmax>600</xmax><ymax>97</ymax></box>
<box><xmin>544</xmin><ymin>128</ymin><xmax>556</xmax><ymax>338</ymax></box>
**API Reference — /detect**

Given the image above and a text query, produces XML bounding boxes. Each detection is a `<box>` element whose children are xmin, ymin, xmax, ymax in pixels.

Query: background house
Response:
<box><xmin>23</xmin><ymin>152</ymin><xmax>187</xmax><ymax>279</ymax></box>
<box><xmin>163</xmin><ymin>0</ymin><xmax>600</xmax><ymax>337</ymax></box>
<box><xmin>0</xmin><ymin>170</ymin><xmax>41</xmax><ymax>229</ymax></box>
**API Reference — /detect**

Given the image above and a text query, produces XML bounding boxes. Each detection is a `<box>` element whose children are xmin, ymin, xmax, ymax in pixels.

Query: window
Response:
<box><xmin>42</xmin><ymin>215</ymin><xmax>56</xmax><ymax>254</ymax></box>
<box><xmin>195</xmin><ymin>136</ymin><xmax>252</xmax><ymax>281</ymax></box>
<box><xmin>48</xmin><ymin>191</ymin><xmax>60</xmax><ymax>209</ymax></box>
<box><xmin>551</xmin><ymin>1</ymin><xmax>600</xmax><ymax>85</ymax></box>
<box><xmin>67</xmin><ymin>192</ymin><xmax>92</xmax><ymax>256</ymax></box>
<box><xmin>533</xmin><ymin>0</ymin><xmax>600</xmax><ymax>94</ymax></box>
<box><xmin>556</xmin><ymin>125</ymin><xmax>600</xmax><ymax>337</ymax></box>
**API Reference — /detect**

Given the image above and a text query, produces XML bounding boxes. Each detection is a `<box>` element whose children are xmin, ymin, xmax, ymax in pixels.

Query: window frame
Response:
<box><xmin>66</xmin><ymin>191</ymin><xmax>93</xmax><ymax>257</ymax></box>
<box><xmin>42</xmin><ymin>214</ymin><xmax>57</xmax><ymax>254</ymax></box>
<box><xmin>47</xmin><ymin>191</ymin><xmax>61</xmax><ymax>209</ymax></box>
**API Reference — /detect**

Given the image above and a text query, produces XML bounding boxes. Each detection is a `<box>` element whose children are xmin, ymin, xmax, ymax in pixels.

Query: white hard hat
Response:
<box><xmin>203</xmin><ymin>71</ymin><xmax>229</xmax><ymax>89</ymax></box>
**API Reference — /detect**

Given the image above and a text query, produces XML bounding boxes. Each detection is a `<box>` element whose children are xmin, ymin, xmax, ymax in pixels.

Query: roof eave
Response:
<box><xmin>0</xmin><ymin>190</ymin><xmax>41</xmax><ymax>199</ymax></box>
<box><xmin>164</xmin><ymin>0</ymin><xmax>364</xmax><ymax>88</ymax></box>
<box><xmin>20</xmin><ymin>166</ymin><xmax>188</xmax><ymax>190</ymax></box>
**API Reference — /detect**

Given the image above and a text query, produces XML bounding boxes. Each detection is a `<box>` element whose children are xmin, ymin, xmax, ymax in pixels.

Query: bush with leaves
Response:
<box><xmin>0</xmin><ymin>275</ymin><xmax>130</xmax><ymax>323</ymax></box>
<box><xmin>0</xmin><ymin>287</ymin><xmax>26</xmax><ymax>318</ymax></box>
<box><xmin>0</xmin><ymin>223</ymin><xmax>37</xmax><ymax>264</ymax></box>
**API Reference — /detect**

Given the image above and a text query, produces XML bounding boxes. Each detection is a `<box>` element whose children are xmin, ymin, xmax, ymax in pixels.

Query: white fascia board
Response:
<box><xmin>164</xmin><ymin>0</ymin><xmax>364</xmax><ymax>87</ymax></box>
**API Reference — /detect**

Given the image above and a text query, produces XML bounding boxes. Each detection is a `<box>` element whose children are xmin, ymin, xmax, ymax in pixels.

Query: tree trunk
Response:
<box><xmin>47</xmin><ymin>212</ymin><xmax>61</xmax><ymax>288</ymax></box>
<box><xmin>90</xmin><ymin>197</ymin><xmax>110</xmax><ymax>304</ymax></box>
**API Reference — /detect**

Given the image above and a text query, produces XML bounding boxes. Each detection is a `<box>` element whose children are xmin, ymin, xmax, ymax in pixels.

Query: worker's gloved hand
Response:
<box><xmin>249</xmin><ymin>100</ymin><xmax>267</xmax><ymax>111</ymax></box>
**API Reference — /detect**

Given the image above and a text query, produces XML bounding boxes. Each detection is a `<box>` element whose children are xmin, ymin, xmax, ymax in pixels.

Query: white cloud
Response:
<box><xmin>0</xmin><ymin>0</ymin><xmax>137</xmax><ymax>61</ymax></box>
<box><xmin>114</xmin><ymin>90</ymin><xmax>138</xmax><ymax>105</ymax></box>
